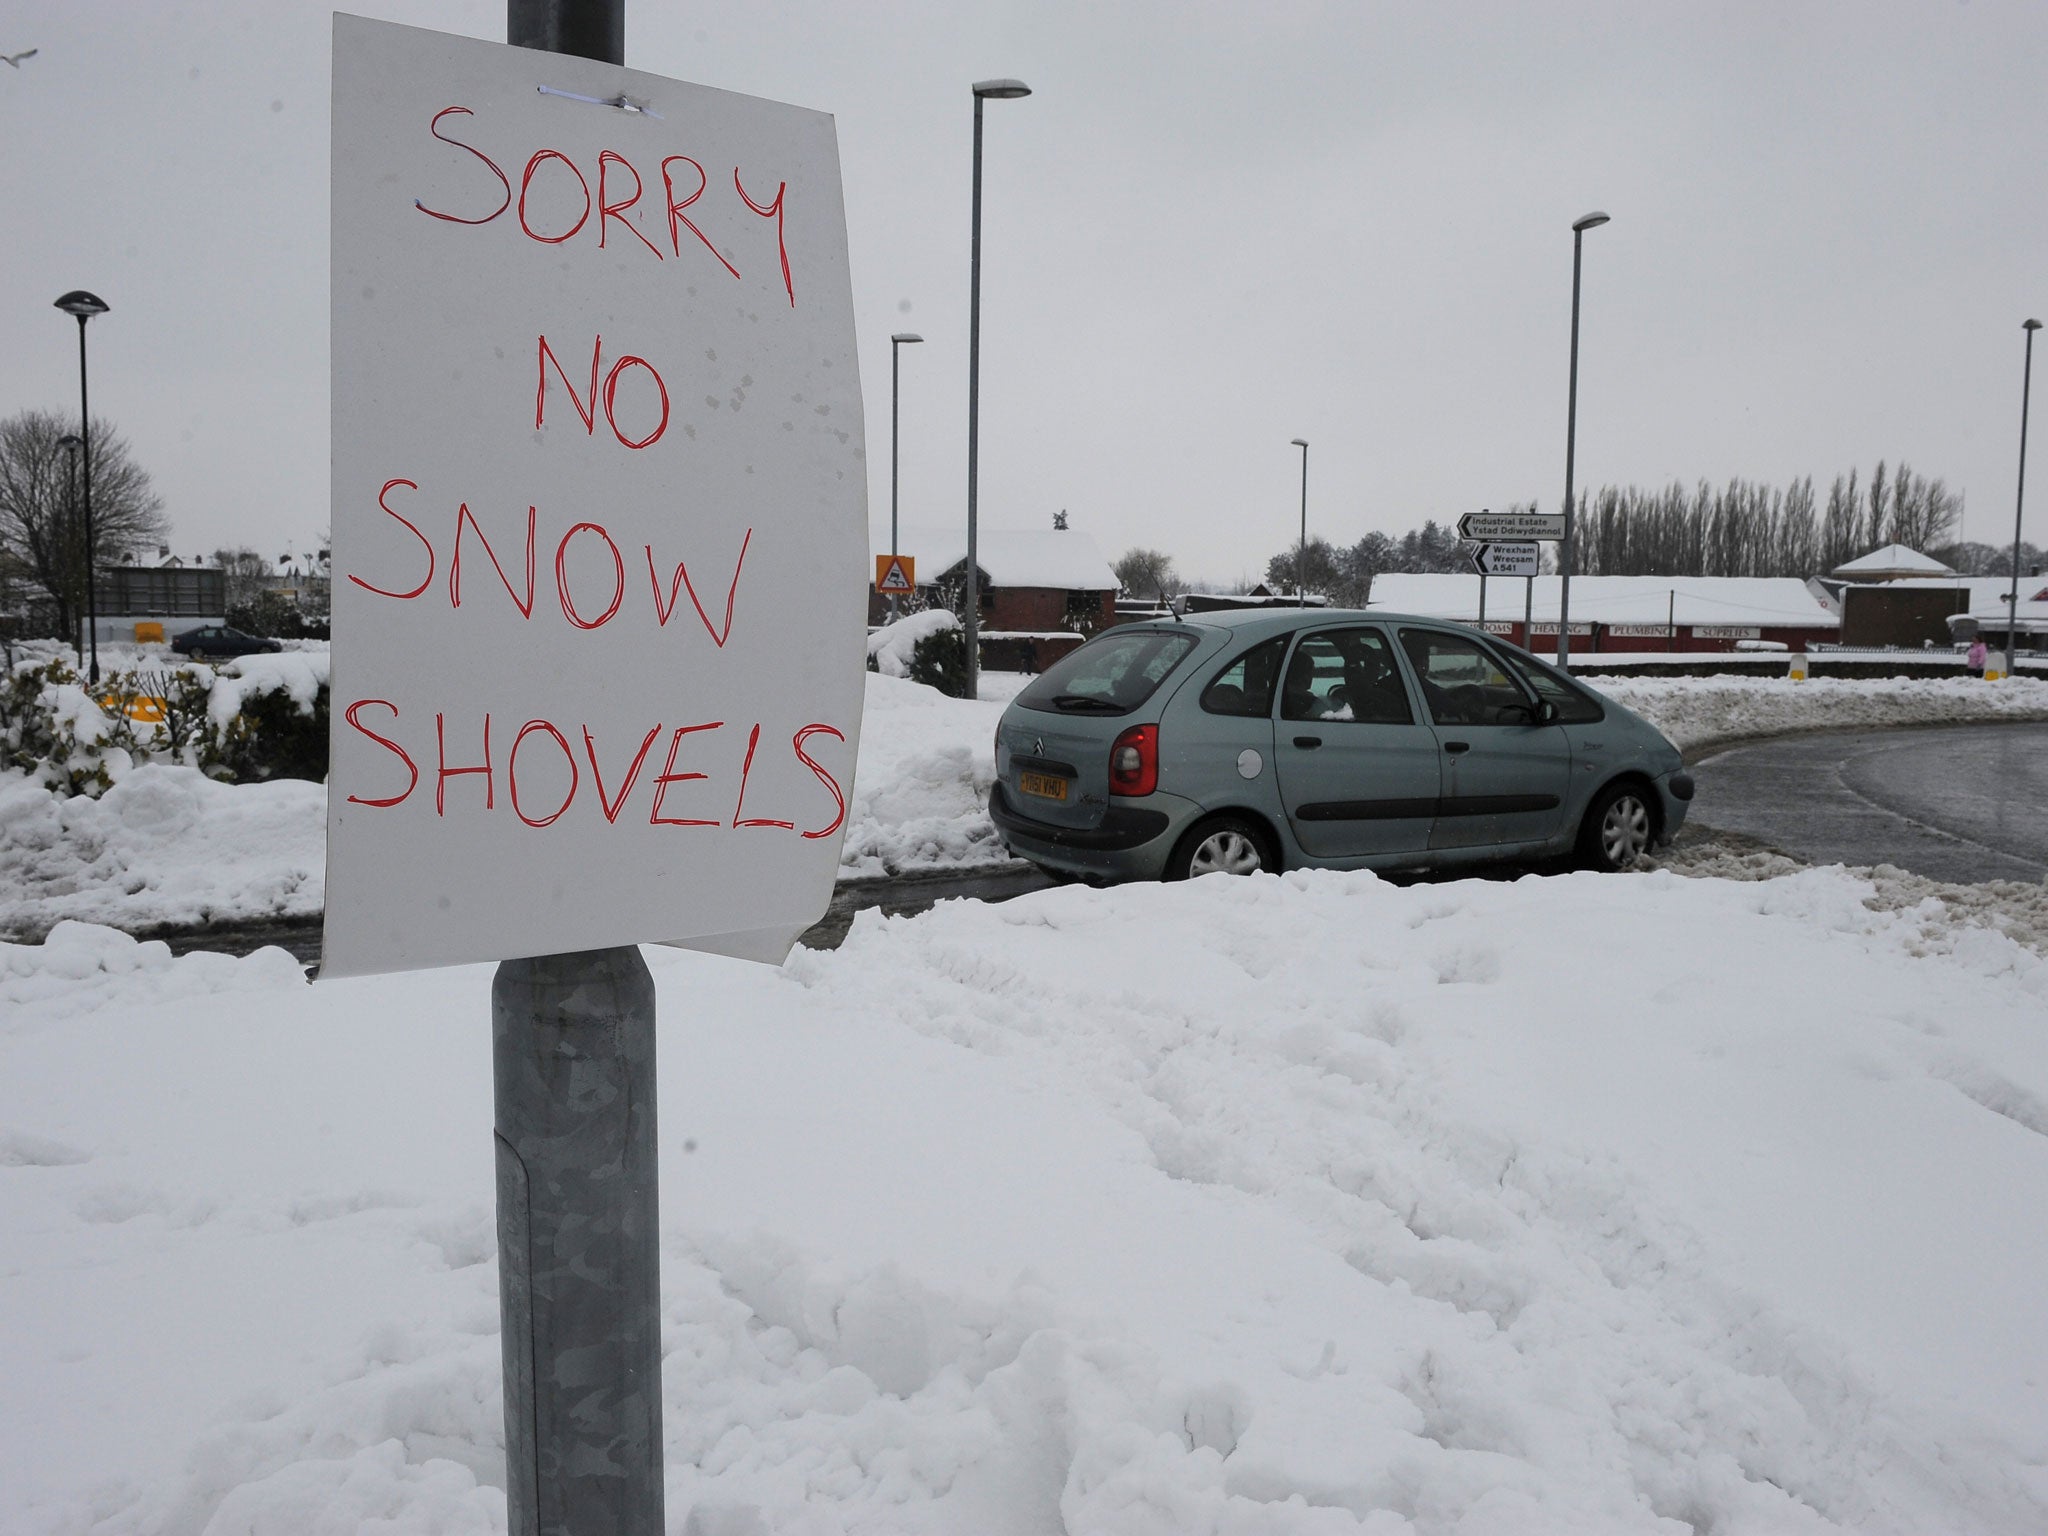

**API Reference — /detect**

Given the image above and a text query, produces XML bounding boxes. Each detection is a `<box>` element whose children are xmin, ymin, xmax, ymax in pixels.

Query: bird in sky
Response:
<box><xmin>2</xmin><ymin>48</ymin><xmax>38</xmax><ymax>68</ymax></box>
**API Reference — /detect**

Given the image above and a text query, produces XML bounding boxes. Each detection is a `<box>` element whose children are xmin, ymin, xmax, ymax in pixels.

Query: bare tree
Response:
<box><xmin>1113</xmin><ymin>546</ymin><xmax>1182</xmax><ymax>600</ymax></box>
<box><xmin>211</xmin><ymin>547</ymin><xmax>274</xmax><ymax>611</ymax></box>
<box><xmin>0</xmin><ymin>409</ymin><xmax>168</xmax><ymax>639</ymax></box>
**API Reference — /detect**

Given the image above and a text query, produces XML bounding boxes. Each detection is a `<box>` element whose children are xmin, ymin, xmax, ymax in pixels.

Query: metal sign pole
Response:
<box><xmin>494</xmin><ymin>7</ymin><xmax>663</xmax><ymax>1536</ymax></box>
<box><xmin>1523</xmin><ymin>573</ymin><xmax>1534</xmax><ymax>650</ymax></box>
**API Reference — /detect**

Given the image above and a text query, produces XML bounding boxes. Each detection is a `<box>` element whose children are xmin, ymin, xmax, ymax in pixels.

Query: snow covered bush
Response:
<box><xmin>0</xmin><ymin>658</ymin><xmax>124</xmax><ymax>796</ymax></box>
<box><xmin>868</xmin><ymin>609</ymin><xmax>968</xmax><ymax>697</ymax></box>
<box><xmin>0</xmin><ymin>650</ymin><xmax>331</xmax><ymax>795</ymax></box>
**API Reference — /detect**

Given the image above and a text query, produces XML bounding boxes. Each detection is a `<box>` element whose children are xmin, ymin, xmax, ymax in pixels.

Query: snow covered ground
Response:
<box><xmin>3</xmin><ymin>670</ymin><xmax>2046</xmax><ymax>940</ymax></box>
<box><xmin>5</xmin><ymin>862</ymin><xmax>2048</xmax><ymax>1534</ymax></box>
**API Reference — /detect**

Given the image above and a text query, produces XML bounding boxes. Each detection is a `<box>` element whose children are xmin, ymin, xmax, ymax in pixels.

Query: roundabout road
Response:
<box><xmin>1689</xmin><ymin>722</ymin><xmax>2048</xmax><ymax>884</ymax></box>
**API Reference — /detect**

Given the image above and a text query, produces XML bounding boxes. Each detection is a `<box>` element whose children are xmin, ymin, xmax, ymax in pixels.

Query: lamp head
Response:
<box><xmin>57</xmin><ymin>434</ymin><xmax>82</xmax><ymax>451</ymax></box>
<box><xmin>892</xmin><ymin>332</ymin><xmax>925</xmax><ymax>344</ymax></box>
<box><xmin>972</xmin><ymin>79</ymin><xmax>1031</xmax><ymax>99</ymax></box>
<box><xmin>2027</xmin><ymin>319</ymin><xmax>2043</xmax><ymax>332</ymax></box>
<box><xmin>54</xmin><ymin>290</ymin><xmax>110</xmax><ymax>320</ymax></box>
<box><xmin>1572</xmin><ymin>211</ymin><xmax>1611</xmax><ymax>233</ymax></box>
<box><xmin>1291</xmin><ymin>438</ymin><xmax>1308</xmax><ymax>448</ymax></box>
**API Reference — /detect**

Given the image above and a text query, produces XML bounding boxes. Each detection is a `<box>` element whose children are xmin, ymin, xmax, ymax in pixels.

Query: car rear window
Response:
<box><xmin>1200</xmin><ymin>636</ymin><xmax>1289</xmax><ymax>717</ymax></box>
<box><xmin>1014</xmin><ymin>628</ymin><xmax>1198</xmax><ymax>716</ymax></box>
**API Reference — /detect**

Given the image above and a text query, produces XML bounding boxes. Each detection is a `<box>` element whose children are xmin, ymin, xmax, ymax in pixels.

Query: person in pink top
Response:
<box><xmin>1967</xmin><ymin>636</ymin><xmax>1989</xmax><ymax>677</ymax></box>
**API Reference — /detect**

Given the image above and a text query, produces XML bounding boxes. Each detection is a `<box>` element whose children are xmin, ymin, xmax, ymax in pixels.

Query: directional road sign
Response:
<box><xmin>1457</xmin><ymin>510</ymin><xmax>1566</xmax><ymax>541</ymax></box>
<box><xmin>1466</xmin><ymin>540</ymin><xmax>1540</xmax><ymax>577</ymax></box>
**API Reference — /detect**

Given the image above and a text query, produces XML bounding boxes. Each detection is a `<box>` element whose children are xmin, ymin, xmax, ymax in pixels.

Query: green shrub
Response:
<box><xmin>908</xmin><ymin>623</ymin><xmax>968</xmax><ymax>698</ymax></box>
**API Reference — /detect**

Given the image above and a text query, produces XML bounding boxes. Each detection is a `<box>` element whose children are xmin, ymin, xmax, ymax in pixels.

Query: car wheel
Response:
<box><xmin>1580</xmin><ymin>782</ymin><xmax>1654</xmax><ymax>871</ymax></box>
<box><xmin>1170</xmin><ymin>815</ymin><xmax>1277</xmax><ymax>880</ymax></box>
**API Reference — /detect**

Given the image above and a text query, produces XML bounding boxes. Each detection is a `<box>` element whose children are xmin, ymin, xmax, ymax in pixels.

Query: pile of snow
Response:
<box><xmin>839</xmin><ymin>672</ymin><xmax>1007</xmax><ymax>877</ymax></box>
<box><xmin>5</xmin><ymin>866</ymin><xmax>2048</xmax><ymax>1532</ymax></box>
<box><xmin>1591</xmin><ymin>672</ymin><xmax>2048</xmax><ymax>752</ymax></box>
<box><xmin>866</xmin><ymin>608</ymin><xmax>960</xmax><ymax>678</ymax></box>
<box><xmin>0</xmin><ymin>766</ymin><xmax>326</xmax><ymax>935</ymax></box>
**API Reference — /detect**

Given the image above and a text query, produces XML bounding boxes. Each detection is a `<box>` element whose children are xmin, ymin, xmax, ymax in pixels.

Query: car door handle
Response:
<box><xmin>1293</xmin><ymin>736</ymin><xmax>1322</xmax><ymax>749</ymax></box>
<box><xmin>1442</xmin><ymin>741</ymin><xmax>1471</xmax><ymax>754</ymax></box>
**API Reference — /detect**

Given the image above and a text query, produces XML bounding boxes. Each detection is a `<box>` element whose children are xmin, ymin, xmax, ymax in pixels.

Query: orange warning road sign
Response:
<box><xmin>874</xmin><ymin>555</ymin><xmax>916</xmax><ymax>593</ymax></box>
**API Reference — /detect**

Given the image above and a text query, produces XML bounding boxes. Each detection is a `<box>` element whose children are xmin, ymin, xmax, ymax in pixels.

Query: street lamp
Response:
<box><xmin>57</xmin><ymin>434</ymin><xmax>83</xmax><ymax>638</ymax></box>
<box><xmin>965</xmin><ymin>77</ymin><xmax>1031</xmax><ymax>701</ymax></box>
<box><xmin>1290</xmin><ymin>438</ymin><xmax>1309</xmax><ymax>607</ymax></box>
<box><xmin>2006</xmin><ymin>318</ymin><xmax>2042</xmax><ymax>678</ymax></box>
<box><xmin>54</xmin><ymin>290</ymin><xmax>110</xmax><ymax>683</ymax></box>
<box><xmin>1555</xmin><ymin>211</ymin><xmax>1608</xmax><ymax>672</ymax></box>
<box><xmin>889</xmin><ymin>332</ymin><xmax>924</xmax><ymax>616</ymax></box>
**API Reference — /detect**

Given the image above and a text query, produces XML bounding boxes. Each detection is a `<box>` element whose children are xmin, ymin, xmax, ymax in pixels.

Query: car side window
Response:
<box><xmin>1495</xmin><ymin>646</ymin><xmax>1605</xmax><ymax>724</ymax></box>
<box><xmin>1397</xmin><ymin>629</ymin><xmax>1538</xmax><ymax>727</ymax></box>
<box><xmin>1281</xmin><ymin>627</ymin><xmax>1412</xmax><ymax>724</ymax></box>
<box><xmin>1200</xmin><ymin>636</ymin><xmax>1289</xmax><ymax>717</ymax></box>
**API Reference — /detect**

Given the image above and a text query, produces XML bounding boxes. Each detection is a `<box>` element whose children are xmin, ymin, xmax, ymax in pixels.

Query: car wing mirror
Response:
<box><xmin>1535</xmin><ymin>699</ymin><xmax>1558</xmax><ymax>725</ymax></box>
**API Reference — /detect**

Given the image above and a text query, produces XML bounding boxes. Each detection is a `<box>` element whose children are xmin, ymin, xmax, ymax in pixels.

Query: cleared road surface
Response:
<box><xmin>1690</xmin><ymin>722</ymin><xmax>2048</xmax><ymax>884</ymax></box>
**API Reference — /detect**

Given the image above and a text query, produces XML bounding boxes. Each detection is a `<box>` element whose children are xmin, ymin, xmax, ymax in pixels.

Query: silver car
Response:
<box><xmin>989</xmin><ymin>608</ymin><xmax>1693</xmax><ymax>881</ymax></box>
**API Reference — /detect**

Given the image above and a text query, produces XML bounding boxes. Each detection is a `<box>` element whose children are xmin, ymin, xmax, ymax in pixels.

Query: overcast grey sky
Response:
<box><xmin>4</xmin><ymin>0</ymin><xmax>2044</xmax><ymax>585</ymax></box>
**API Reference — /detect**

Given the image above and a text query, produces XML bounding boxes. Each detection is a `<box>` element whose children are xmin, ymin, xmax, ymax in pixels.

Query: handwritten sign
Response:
<box><xmin>325</xmin><ymin>17</ymin><xmax>866</xmax><ymax>977</ymax></box>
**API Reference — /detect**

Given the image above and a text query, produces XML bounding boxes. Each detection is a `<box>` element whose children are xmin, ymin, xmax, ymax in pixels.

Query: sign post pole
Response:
<box><xmin>494</xmin><ymin>7</ymin><xmax>660</xmax><ymax>1535</ymax></box>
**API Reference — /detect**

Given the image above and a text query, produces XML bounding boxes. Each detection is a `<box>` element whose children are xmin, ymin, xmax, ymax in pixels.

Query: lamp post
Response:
<box><xmin>889</xmin><ymin>332</ymin><xmax>923</xmax><ymax>616</ymax></box>
<box><xmin>54</xmin><ymin>290</ymin><xmax>109</xmax><ymax>682</ymax></box>
<box><xmin>57</xmin><ymin>434</ymin><xmax>82</xmax><ymax>633</ymax></box>
<box><xmin>965</xmin><ymin>77</ymin><xmax>1031</xmax><ymax>701</ymax></box>
<box><xmin>1290</xmin><ymin>438</ymin><xmax>1309</xmax><ymax>606</ymax></box>
<box><xmin>1555</xmin><ymin>211</ymin><xmax>1608</xmax><ymax>672</ymax></box>
<box><xmin>2005</xmin><ymin>319</ymin><xmax>2042</xmax><ymax>678</ymax></box>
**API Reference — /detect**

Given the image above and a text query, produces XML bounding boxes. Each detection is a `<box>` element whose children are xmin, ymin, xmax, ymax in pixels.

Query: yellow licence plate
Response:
<box><xmin>1019</xmin><ymin>770</ymin><xmax>1069</xmax><ymax>802</ymax></box>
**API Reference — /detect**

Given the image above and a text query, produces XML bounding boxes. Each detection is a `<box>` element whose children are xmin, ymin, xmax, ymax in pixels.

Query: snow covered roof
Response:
<box><xmin>1830</xmin><ymin>543</ymin><xmax>1957</xmax><ymax>581</ymax></box>
<box><xmin>1366</xmin><ymin>574</ymin><xmax>1841</xmax><ymax>629</ymax></box>
<box><xmin>881</xmin><ymin>527</ymin><xmax>1119</xmax><ymax>591</ymax></box>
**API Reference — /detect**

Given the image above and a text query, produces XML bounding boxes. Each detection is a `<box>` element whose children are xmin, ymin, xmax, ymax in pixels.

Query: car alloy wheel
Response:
<box><xmin>1177</xmin><ymin>815</ymin><xmax>1274</xmax><ymax>879</ymax></box>
<box><xmin>1595</xmin><ymin>790</ymin><xmax>1652</xmax><ymax>870</ymax></box>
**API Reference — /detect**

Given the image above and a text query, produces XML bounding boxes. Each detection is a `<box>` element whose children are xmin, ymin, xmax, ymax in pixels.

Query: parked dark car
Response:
<box><xmin>170</xmin><ymin>625</ymin><xmax>283</xmax><ymax>659</ymax></box>
<box><xmin>989</xmin><ymin>608</ymin><xmax>1694</xmax><ymax>883</ymax></box>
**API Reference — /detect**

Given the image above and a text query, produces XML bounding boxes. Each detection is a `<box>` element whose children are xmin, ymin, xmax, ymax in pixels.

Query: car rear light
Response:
<box><xmin>1108</xmin><ymin>723</ymin><xmax>1158</xmax><ymax>797</ymax></box>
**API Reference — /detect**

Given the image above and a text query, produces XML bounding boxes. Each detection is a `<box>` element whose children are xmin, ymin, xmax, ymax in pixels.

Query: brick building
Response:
<box><xmin>872</xmin><ymin>527</ymin><xmax>1120</xmax><ymax>670</ymax></box>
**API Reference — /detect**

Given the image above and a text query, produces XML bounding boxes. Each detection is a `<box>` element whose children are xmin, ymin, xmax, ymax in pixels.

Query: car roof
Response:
<box><xmin>1161</xmin><ymin>607</ymin><xmax>1455</xmax><ymax>640</ymax></box>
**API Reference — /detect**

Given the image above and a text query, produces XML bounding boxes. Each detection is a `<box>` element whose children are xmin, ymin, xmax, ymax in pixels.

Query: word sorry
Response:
<box><xmin>414</xmin><ymin>106</ymin><xmax>795</xmax><ymax>305</ymax></box>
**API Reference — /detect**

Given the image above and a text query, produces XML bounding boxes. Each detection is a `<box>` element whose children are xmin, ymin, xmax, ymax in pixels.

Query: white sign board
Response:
<box><xmin>1465</xmin><ymin>540</ymin><xmax>1539</xmax><ymax>577</ymax></box>
<box><xmin>326</xmin><ymin>16</ymin><xmax>866</xmax><ymax>977</ymax></box>
<box><xmin>1457</xmin><ymin>511</ymin><xmax>1566</xmax><ymax>542</ymax></box>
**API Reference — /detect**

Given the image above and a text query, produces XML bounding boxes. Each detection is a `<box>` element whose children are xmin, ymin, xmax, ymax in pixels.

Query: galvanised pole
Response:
<box><xmin>965</xmin><ymin>80</ymin><xmax>1029</xmax><ymax>701</ymax></box>
<box><xmin>1557</xmin><ymin>211</ymin><xmax>1609</xmax><ymax>671</ymax></box>
<box><xmin>497</xmin><ymin>7</ymin><xmax>662</xmax><ymax>1536</ymax></box>
<box><xmin>1293</xmin><ymin>439</ymin><xmax>1309</xmax><ymax>606</ymax></box>
<box><xmin>965</xmin><ymin>94</ymin><xmax>986</xmax><ymax>700</ymax></box>
<box><xmin>2006</xmin><ymin>319</ymin><xmax>2041</xmax><ymax>678</ymax></box>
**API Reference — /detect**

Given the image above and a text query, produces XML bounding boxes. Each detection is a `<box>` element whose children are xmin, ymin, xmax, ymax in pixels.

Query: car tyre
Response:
<box><xmin>1170</xmin><ymin>814</ymin><xmax>1278</xmax><ymax>881</ymax></box>
<box><xmin>1579</xmin><ymin>781</ymin><xmax>1655</xmax><ymax>872</ymax></box>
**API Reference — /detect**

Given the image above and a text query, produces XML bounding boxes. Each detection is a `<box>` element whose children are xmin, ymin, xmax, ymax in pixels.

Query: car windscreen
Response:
<box><xmin>1013</xmin><ymin>628</ymin><xmax>1199</xmax><ymax>716</ymax></box>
